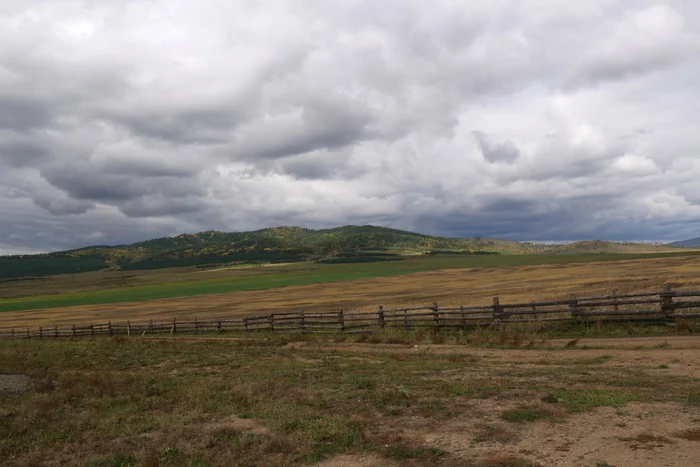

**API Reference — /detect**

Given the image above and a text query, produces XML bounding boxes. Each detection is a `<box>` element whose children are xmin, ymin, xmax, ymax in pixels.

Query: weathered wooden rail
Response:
<box><xmin>2</xmin><ymin>286</ymin><xmax>700</xmax><ymax>339</ymax></box>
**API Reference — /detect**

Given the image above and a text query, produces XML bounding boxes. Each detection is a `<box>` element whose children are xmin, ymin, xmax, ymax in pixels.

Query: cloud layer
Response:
<box><xmin>1</xmin><ymin>0</ymin><xmax>700</xmax><ymax>253</ymax></box>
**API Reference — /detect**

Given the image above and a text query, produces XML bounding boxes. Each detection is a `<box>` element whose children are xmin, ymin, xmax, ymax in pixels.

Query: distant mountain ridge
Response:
<box><xmin>0</xmin><ymin>225</ymin><xmax>693</xmax><ymax>279</ymax></box>
<box><xmin>668</xmin><ymin>237</ymin><xmax>700</xmax><ymax>248</ymax></box>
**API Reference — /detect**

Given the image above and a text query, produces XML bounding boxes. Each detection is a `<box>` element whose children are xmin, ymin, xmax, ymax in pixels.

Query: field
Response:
<box><xmin>2</xmin><ymin>252</ymin><xmax>700</xmax><ymax>465</ymax></box>
<box><xmin>2</xmin><ymin>333</ymin><xmax>700</xmax><ymax>466</ymax></box>
<box><xmin>1</xmin><ymin>252</ymin><xmax>699</xmax><ymax>329</ymax></box>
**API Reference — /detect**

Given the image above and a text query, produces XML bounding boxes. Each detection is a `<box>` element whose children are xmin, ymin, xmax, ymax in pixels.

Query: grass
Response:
<box><xmin>500</xmin><ymin>406</ymin><xmax>552</xmax><ymax>423</ymax></box>
<box><xmin>543</xmin><ymin>388</ymin><xmax>638</xmax><ymax>412</ymax></box>
<box><xmin>1</xmin><ymin>333</ymin><xmax>699</xmax><ymax>466</ymax></box>
<box><xmin>2</xmin><ymin>251</ymin><xmax>699</xmax><ymax>313</ymax></box>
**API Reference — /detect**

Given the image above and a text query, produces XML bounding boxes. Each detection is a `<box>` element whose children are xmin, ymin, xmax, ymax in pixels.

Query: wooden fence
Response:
<box><xmin>2</xmin><ymin>286</ymin><xmax>700</xmax><ymax>339</ymax></box>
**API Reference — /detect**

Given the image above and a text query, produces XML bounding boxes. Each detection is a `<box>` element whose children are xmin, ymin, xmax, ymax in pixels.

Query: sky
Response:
<box><xmin>1</xmin><ymin>0</ymin><xmax>700</xmax><ymax>254</ymax></box>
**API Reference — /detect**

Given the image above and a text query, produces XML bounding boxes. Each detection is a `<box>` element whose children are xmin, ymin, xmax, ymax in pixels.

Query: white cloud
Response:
<box><xmin>1</xmin><ymin>0</ymin><xmax>700</xmax><ymax>253</ymax></box>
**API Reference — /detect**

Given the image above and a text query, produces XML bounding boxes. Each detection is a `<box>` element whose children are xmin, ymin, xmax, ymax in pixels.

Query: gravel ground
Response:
<box><xmin>0</xmin><ymin>374</ymin><xmax>31</xmax><ymax>394</ymax></box>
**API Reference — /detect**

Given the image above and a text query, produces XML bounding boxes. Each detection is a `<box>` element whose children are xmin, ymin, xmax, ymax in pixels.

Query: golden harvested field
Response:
<box><xmin>1</xmin><ymin>255</ymin><xmax>699</xmax><ymax>329</ymax></box>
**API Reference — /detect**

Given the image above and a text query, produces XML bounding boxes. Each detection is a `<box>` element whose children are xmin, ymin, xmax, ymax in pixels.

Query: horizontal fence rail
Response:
<box><xmin>2</xmin><ymin>286</ymin><xmax>700</xmax><ymax>340</ymax></box>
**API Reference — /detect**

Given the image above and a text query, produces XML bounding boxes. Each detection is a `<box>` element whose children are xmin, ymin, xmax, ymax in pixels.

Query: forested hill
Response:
<box><xmin>0</xmin><ymin>226</ymin><xmax>486</xmax><ymax>278</ymax></box>
<box><xmin>0</xmin><ymin>225</ymin><xmax>691</xmax><ymax>279</ymax></box>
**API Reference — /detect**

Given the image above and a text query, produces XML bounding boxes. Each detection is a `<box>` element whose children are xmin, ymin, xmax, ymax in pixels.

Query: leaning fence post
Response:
<box><xmin>661</xmin><ymin>285</ymin><xmax>676</xmax><ymax>327</ymax></box>
<box><xmin>170</xmin><ymin>318</ymin><xmax>176</xmax><ymax>336</ymax></box>
<box><xmin>378</xmin><ymin>306</ymin><xmax>385</xmax><ymax>330</ymax></box>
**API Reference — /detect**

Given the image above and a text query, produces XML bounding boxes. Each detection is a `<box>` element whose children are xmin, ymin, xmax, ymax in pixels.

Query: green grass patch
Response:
<box><xmin>501</xmin><ymin>406</ymin><xmax>550</xmax><ymax>423</ymax></box>
<box><xmin>545</xmin><ymin>388</ymin><xmax>638</xmax><ymax>412</ymax></box>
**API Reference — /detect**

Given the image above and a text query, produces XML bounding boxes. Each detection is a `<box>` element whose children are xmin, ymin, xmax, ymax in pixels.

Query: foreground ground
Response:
<box><xmin>1</xmin><ymin>254</ymin><xmax>699</xmax><ymax>328</ymax></box>
<box><xmin>2</xmin><ymin>332</ymin><xmax>700</xmax><ymax>466</ymax></box>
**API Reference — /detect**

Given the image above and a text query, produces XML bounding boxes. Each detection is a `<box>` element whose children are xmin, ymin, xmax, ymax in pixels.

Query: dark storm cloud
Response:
<box><xmin>0</xmin><ymin>96</ymin><xmax>54</xmax><ymax>131</ymax></box>
<box><xmin>0</xmin><ymin>135</ymin><xmax>49</xmax><ymax>167</ymax></box>
<box><xmin>473</xmin><ymin>131</ymin><xmax>521</xmax><ymax>164</ymax></box>
<box><xmin>32</xmin><ymin>194</ymin><xmax>95</xmax><ymax>216</ymax></box>
<box><xmin>1</xmin><ymin>0</ymin><xmax>700</xmax><ymax>254</ymax></box>
<box><xmin>106</xmin><ymin>106</ymin><xmax>243</xmax><ymax>145</ymax></box>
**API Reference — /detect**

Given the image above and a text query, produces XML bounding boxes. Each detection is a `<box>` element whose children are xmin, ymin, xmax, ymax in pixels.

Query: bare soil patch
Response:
<box><xmin>0</xmin><ymin>374</ymin><xmax>30</xmax><ymax>394</ymax></box>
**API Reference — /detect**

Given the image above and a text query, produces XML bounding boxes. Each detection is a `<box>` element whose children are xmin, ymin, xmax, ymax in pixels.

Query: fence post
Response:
<box><xmin>660</xmin><ymin>285</ymin><xmax>676</xmax><ymax>327</ymax></box>
<box><xmin>404</xmin><ymin>309</ymin><xmax>409</xmax><ymax>331</ymax></box>
<box><xmin>194</xmin><ymin>317</ymin><xmax>198</xmax><ymax>334</ymax></box>
<box><xmin>531</xmin><ymin>302</ymin><xmax>538</xmax><ymax>321</ymax></box>
<box><xmin>460</xmin><ymin>306</ymin><xmax>466</xmax><ymax>330</ymax></box>
<box><xmin>170</xmin><ymin>318</ymin><xmax>176</xmax><ymax>336</ymax></box>
<box><xmin>244</xmin><ymin>317</ymin><xmax>249</xmax><ymax>332</ymax></box>
<box><xmin>569</xmin><ymin>294</ymin><xmax>579</xmax><ymax>319</ymax></box>
<box><xmin>11</xmin><ymin>329</ymin><xmax>14</xmax><ymax>339</ymax></box>
<box><xmin>612</xmin><ymin>288</ymin><xmax>618</xmax><ymax>312</ymax></box>
<box><xmin>55</xmin><ymin>325</ymin><xmax>58</xmax><ymax>338</ymax></box>
<box><xmin>127</xmin><ymin>321</ymin><xmax>131</xmax><ymax>337</ymax></box>
<box><xmin>108</xmin><ymin>322</ymin><xmax>113</xmax><ymax>336</ymax></box>
<box><xmin>300</xmin><ymin>310</ymin><xmax>305</xmax><ymax>332</ymax></box>
<box><xmin>270</xmin><ymin>314</ymin><xmax>275</xmax><ymax>332</ymax></box>
<box><xmin>27</xmin><ymin>329</ymin><xmax>30</xmax><ymax>339</ymax></box>
<box><xmin>378</xmin><ymin>306</ymin><xmax>385</xmax><ymax>330</ymax></box>
<box><xmin>433</xmin><ymin>302</ymin><xmax>440</xmax><ymax>329</ymax></box>
<box><xmin>217</xmin><ymin>320</ymin><xmax>222</xmax><ymax>333</ymax></box>
<box><xmin>492</xmin><ymin>297</ymin><xmax>502</xmax><ymax>319</ymax></box>
<box><xmin>39</xmin><ymin>327</ymin><xmax>43</xmax><ymax>339</ymax></box>
<box><xmin>91</xmin><ymin>324</ymin><xmax>95</xmax><ymax>337</ymax></box>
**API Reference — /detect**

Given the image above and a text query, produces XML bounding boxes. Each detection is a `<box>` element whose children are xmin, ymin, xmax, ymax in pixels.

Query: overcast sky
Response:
<box><xmin>1</xmin><ymin>0</ymin><xmax>700</xmax><ymax>254</ymax></box>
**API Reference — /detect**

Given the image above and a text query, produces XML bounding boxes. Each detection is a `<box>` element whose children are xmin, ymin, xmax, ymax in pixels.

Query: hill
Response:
<box><xmin>668</xmin><ymin>237</ymin><xmax>700</xmax><ymax>248</ymax></box>
<box><xmin>0</xmin><ymin>226</ymin><xmax>690</xmax><ymax>279</ymax></box>
<box><xmin>0</xmin><ymin>226</ymin><xmax>482</xmax><ymax>278</ymax></box>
